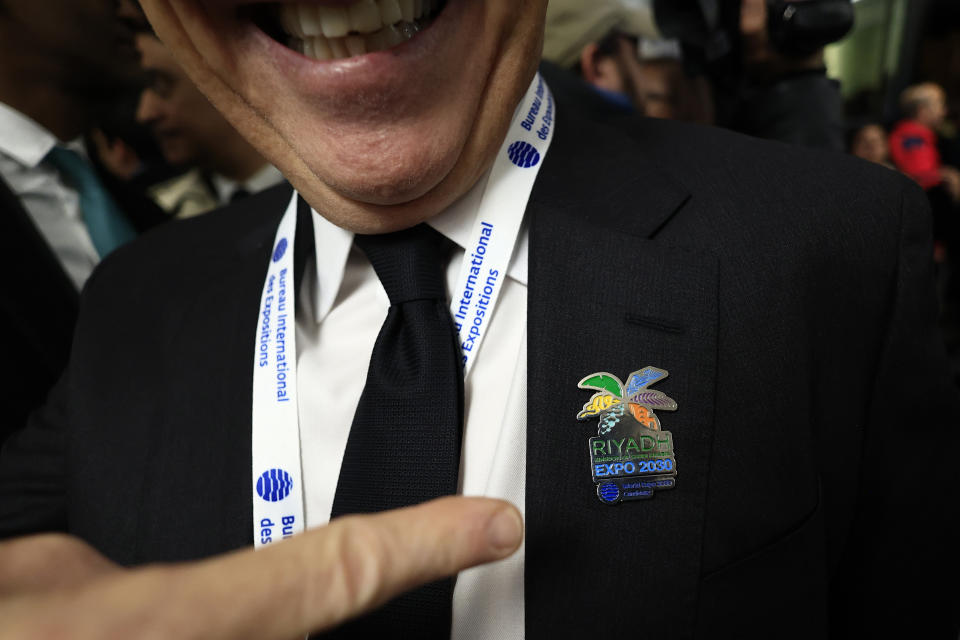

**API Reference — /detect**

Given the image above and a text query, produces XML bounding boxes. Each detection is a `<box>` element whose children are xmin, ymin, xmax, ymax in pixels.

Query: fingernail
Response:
<box><xmin>487</xmin><ymin>507</ymin><xmax>523</xmax><ymax>554</ymax></box>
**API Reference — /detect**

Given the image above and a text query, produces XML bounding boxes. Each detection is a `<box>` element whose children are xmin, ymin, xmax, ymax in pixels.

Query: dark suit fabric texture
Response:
<box><xmin>0</xmin><ymin>164</ymin><xmax>170</xmax><ymax>449</ymax></box>
<box><xmin>1</xmin><ymin>87</ymin><xmax>958</xmax><ymax>638</ymax></box>
<box><xmin>0</xmin><ymin>176</ymin><xmax>79</xmax><ymax>448</ymax></box>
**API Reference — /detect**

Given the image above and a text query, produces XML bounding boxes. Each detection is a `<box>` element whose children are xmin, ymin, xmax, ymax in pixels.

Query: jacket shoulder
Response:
<box><xmin>85</xmin><ymin>182</ymin><xmax>292</xmax><ymax>298</ymax></box>
<box><xmin>634</xmin><ymin>116</ymin><xmax>912</xmax><ymax>201</ymax></box>
<box><xmin>625</xmin><ymin>117</ymin><xmax>923</xmax><ymax>244</ymax></box>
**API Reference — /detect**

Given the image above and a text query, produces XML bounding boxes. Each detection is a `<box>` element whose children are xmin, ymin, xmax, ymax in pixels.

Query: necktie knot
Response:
<box><xmin>354</xmin><ymin>224</ymin><xmax>448</xmax><ymax>305</ymax></box>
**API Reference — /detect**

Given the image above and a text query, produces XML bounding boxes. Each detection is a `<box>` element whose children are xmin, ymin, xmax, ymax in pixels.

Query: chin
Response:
<box><xmin>142</xmin><ymin>0</ymin><xmax>546</xmax><ymax>231</ymax></box>
<box><xmin>306</xmin><ymin>126</ymin><xmax>465</xmax><ymax>206</ymax></box>
<box><xmin>290</xmin><ymin>160</ymin><xmax>474</xmax><ymax>234</ymax></box>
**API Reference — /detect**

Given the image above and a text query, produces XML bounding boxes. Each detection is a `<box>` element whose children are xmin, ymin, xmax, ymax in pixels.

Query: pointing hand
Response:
<box><xmin>0</xmin><ymin>497</ymin><xmax>523</xmax><ymax>639</ymax></box>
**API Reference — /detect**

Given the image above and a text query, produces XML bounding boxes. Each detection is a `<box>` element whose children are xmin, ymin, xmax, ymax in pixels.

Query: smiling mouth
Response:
<box><xmin>249</xmin><ymin>0</ymin><xmax>447</xmax><ymax>61</ymax></box>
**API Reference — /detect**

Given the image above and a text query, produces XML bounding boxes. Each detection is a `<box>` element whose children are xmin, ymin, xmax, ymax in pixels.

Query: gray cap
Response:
<box><xmin>543</xmin><ymin>0</ymin><xmax>665</xmax><ymax>68</ymax></box>
<box><xmin>543</xmin><ymin>0</ymin><xmax>629</xmax><ymax>69</ymax></box>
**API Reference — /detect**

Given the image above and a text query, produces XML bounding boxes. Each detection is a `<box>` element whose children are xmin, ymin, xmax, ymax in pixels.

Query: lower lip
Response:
<box><xmin>239</xmin><ymin>0</ymin><xmax>463</xmax><ymax>96</ymax></box>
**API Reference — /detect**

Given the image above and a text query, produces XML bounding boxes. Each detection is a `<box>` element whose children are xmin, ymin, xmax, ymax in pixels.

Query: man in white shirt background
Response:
<box><xmin>0</xmin><ymin>0</ymin><xmax>155</xmax><ymax>444</ymax></box>
<box><xmin>135</xmin><ymin>30</ymin><xmax>284</xmax><ymax>218</ymax></box>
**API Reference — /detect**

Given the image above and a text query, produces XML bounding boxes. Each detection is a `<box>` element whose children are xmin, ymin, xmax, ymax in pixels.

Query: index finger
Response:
<box><xmin>2</xmin><ymin>497</ymin><xmax>523</xmax><ymax>640</ymax></box>
<box><xmin>185</xmin><ymin>496</ymin><xmax>524</xmax><ymax>638</ymax></box>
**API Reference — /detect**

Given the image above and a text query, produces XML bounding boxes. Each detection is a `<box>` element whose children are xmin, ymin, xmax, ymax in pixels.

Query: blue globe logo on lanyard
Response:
<box><xmin>507</xmin><ymin>140</ymin><xmax>541</xmax><ymax>168</ymax></box>
<box><xmin>257</xmin><ymin>468</ymin><xmax>294</xmax><ymax>502</ymax></box>
<box><xmin>272</xmin><ymin>238</ymin><xmax>289</xmax><ymax>263</ymax></box>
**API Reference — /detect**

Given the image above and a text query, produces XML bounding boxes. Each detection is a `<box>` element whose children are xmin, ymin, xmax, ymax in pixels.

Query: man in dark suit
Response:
<box><xmin>0</xmin><ymin>0</ymin><xmax>169</xmax><ymax>447</ymax></box>
<box><xmin>1</xmin><ymin>1</ymin><xmax>958</xmax><ymax>638</ymax></box>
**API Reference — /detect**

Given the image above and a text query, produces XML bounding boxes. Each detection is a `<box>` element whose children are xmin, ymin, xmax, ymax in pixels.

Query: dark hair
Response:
<box><xmin>845</xmin><ymin>122</ymin><xmax>885</xmax><ymax>152</ymax></box>
<box><xmin>573</xmin><ymin>28</ymin><xmax>639</xmax><ymax>76</ymax></box>
<box><xmin>595</xmin><ymin>29</ymin><xmax>638</xmax><ymax>61</ymax></box>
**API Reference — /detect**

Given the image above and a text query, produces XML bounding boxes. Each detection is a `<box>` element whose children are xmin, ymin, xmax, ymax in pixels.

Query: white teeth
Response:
<box><xmin>318</xmin><ymin>6</ymin><xmax>350</xmax><ymax>38</ymax></box>
<box><xmin>377</xmin><ymin>0</ymin><xmax>402</xmax><ymax>25</ymax></box>
<box><xmin>345</xmin><ymin>34</ymin><xmax>367</xmax><ymax>56</ymax></box>
<box><xmin>348</xmin><ymin>0</ymin><xmax>382</xmax><ymax>34</ymax></box>
<box><xmin>298</xmin><ymin>5</ymin><xmax>323</xmax><ymax>36</ymax></box>
<box><xmin>281</xmin><ymin>0</ymin><xmax>441</xmax><ymax>61</ymax></box>
<box><xmin>366</xmin><ymin>28</ymin><xmax>388</xmax><ymax>52</ymax></box>
<box><xmin>280</xmin><ymin>5</ymin><xmax>306</xmax><ymax>38</ymax></box>
<box><xmin>313</xmin><ymin>37</ymin><xmax>333</xmax><ymax>60</ymax></box>
<box><xmin>384</xmin><ymin>24</ymin><xmax>405</xmax><ymax>47</ymax></box>
<box><xmin>328</xmin><ymin>36</ymin><xmax>349</xmax><ymax>58</ymax></box>
<box><xmin>301</xmin><ymin>37</ymin><xmax>315</xmax><ymax>57</ymax></box>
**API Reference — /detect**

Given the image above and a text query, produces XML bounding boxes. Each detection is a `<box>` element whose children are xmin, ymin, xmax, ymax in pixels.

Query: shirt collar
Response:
<box><xmin>211</xmin><ymin>164</ymin><xmax>285</xmax><ymax>203</ymax></box>
<box><xmin>245</xmin><ymin>164</ymin><xmax>285</xmax><ymax>193</ymax></box>
<box><xmin>310</xmin><ymin>209</ymin><xmax>354</xmax><ymax>324</ymax></box>
<box><xmin>0</xmin><ymin>101</ymin><xmax>60</xmax><ymax>168</ymax></box>
<box><xmin>307</xmin><ymin>164</ymin><xmax>529</xmax><ymax>324</ymax></box>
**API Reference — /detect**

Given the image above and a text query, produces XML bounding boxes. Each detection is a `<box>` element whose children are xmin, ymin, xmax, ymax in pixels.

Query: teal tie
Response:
<box><xmin>45</xmin><ymin>146</ymin><xmax>137</xmax><ymax>258</ymax></box>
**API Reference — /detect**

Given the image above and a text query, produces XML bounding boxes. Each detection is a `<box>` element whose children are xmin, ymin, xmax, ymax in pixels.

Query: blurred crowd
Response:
<box><xmin>2</xmin><ymin>0</ymin><xmax>960</xmax><ymax>447</ymax></box>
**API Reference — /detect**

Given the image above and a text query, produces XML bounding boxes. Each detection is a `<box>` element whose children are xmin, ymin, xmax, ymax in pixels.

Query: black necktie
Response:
<box><xmin>327</xmin><ymin>224</ymin><xmax>464</xmax><ymax>638</ymax></box>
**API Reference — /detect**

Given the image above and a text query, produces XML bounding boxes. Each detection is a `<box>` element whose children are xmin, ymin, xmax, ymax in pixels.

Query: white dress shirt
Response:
<box><xmin>0</xmin><ymin>102</ymin><xmax>99</xmax><ymax>290</ymax></box>
<box><xmin>296</xmin><ymin>169</ymin><xmax>528</xmax><ymax>640</ymax></box>
<box><xmin>211</xmin><ymin>163</ymin><xmax>284</xmax><ymax>204</ymax></box>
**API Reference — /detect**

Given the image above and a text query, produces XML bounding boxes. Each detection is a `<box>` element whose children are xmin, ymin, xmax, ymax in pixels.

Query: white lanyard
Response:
<box><xmin>251</xmin><ymin>193</ymin><xmax>305</xmax><ymax>547</ymax></box>
<box><xmin>451</xmin><ymin>73</ymin><xmax>555</xmax><ymax>375</ymax></box>
<box><xmin>251</xmin><ymin>74</ymin><xmax>555</xmax><ymax>547</ymax></box>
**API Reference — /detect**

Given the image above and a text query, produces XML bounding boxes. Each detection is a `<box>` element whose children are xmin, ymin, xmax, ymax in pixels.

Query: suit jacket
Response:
<box><xmin>0</xmin><ymin>176</ymin><xmax>79</xmax><ymax>447</ymax></box>
<box><xmin>1</xmin><ymin>88</ymin><xmax>958</xmax><ymax>638</ymax></box>
<box><xmin>0</xmin><ymin>157</ymin><xmax>170</xmax><ymax>448</ymax></box>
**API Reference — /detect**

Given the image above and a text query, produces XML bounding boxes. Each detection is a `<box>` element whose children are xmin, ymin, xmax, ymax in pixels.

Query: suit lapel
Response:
<box><xmin>132</xmin><ymin>187</ymin><xmax>296</xmax><ymax>561</ymax></box>
<box><xmin>525</xmin><ymin>112</ymin><xmax>718</xmax><ymax>638</ymax></box>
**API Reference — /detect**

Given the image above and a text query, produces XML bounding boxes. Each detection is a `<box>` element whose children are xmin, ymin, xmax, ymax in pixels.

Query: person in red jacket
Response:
<box><xmin>889</xmin><ymin>83</ymin><xmax>960</xmax><ymax>199</ymax></box>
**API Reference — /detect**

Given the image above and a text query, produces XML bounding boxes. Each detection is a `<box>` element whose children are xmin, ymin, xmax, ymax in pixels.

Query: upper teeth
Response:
<box><xmin>280</xmin><ymin>0</ymin><xmax>438</xmax><ymax>58</ymax></box>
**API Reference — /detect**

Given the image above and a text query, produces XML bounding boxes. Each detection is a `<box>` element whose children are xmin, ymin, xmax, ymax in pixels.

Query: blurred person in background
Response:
<box><xmin>543</xmin><ymin>0</ymin><xmax>714</xmax><ymax>123</ymax></box>
<box><xmin>86</xmin><ymin>77</ymin><xmax>177</xmax><ymax>221</ymax></box>
<box><xmin>726</xmin><ymin>0</ymin><xmax>847</xmax><ymax>150</ymax></box>
<box><xmin>612</xmin><ymin>0</ymin><xmax>852</xmax><ymax>150</ymax></box>
<box><xmin>0</xmin><ymin>0</ymin><xmax>166</xmax><ymax>447</ymax></box>
<box><xmin>136</xmin><ymin>31</ymin><xmax>283</xmax><ymax>218</ymax></box>
<box><xmin>633</xmin><ymin>39</ymin><xmax>714</xmax><ymax>123</ymax></box>
<box><xmin>86</xmin><ymin>0</ymin><xmax>181</xmax><ymax>192</ymax></box>
<box><xmin>891</xmin><ymin>83</ymin><xmax>960</xmax><ymax>382</ymax></box>
<box><xmin>547</xmin><ymin>0</ymin><xmax>851</xmax><ymax>149</ymax></box>
<box><xmin>889</xmin><ymin>83</ymin><xmax>960</xmax><ymax>201</ymax></box>
<box><xmin>890</xmin><ymin>83</ymin><xmax>960</xmax><ymax>275</ymax></box>
<box><xmin>848</xmin><ymin>123</ymin><xmax>893</xmax><ymax>169</ymax></box>
<box><xmin>574</xmin><ymin>29</ymin><xmax>643</xmax><ymax>113</ymax></box>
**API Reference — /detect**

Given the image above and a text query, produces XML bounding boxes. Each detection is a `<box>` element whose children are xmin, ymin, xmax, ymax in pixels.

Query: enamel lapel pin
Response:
<box><xmin>577</xmin><ymin>367</ymin><xmax>678</xmax><ymax>504</ymax></box>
